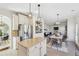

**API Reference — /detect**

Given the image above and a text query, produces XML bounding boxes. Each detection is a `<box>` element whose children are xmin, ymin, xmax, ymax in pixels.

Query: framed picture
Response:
<box><xmin>35</xmin><ymin>20</ymin><xmax>42</xmax><ymax>33</ymax></box>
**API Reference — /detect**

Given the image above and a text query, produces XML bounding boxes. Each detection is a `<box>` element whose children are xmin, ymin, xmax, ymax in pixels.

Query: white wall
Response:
<box><xmin>45</xmin><ymin>22</ymin><xmax>66</xmax><ymax>35</ymax></box>
<box><xmin>59</xmin><ymin>25</ymin><xmax>65</xmax><ymax>35</ymax></box>
<box><xmin>75</xmin><ymin>16</ymin><xmax>79</xmax><ymax>46</ymax></box>
<box><xmin>67</xmin><ymin>16</ymin><xmax>76</xmax><ymax>41</ymax></box>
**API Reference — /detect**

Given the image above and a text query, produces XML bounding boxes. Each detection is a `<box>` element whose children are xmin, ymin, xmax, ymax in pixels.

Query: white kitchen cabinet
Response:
<box><xmin>12</xmin><ymin>14</ymin><xmax>18</xmax><ymax>30</ymax></box>
<box><xmin>18</xmin><ymin>14</ymin><xmax>29</xmax><ymax>25</ymax></box>
<box><xmin>29</xmin><ymin>43</ymin><xmax>40</xmax><ymax>56</ymax></box>
<box><xmin>17</xmin><ymin>39</ymin><xmax>46</xmax><ymax>56</ymax></box>
<box><xmin>40</xmin><ymin>39</ymin><xmax>47</xmax><ymax>56</ymax></box>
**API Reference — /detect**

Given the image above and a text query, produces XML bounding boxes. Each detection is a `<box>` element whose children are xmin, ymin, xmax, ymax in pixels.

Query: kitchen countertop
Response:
<box><xmin>18</xmin><ymin>37</ymin><xmax>43</xmax><ymax>48</ymax></box>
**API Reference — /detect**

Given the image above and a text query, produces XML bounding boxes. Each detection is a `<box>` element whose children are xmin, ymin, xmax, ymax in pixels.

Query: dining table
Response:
<box><xmin>49</xmin><ymin>34</ymin><xmax>63</xmax><ymax>45</ymax></box>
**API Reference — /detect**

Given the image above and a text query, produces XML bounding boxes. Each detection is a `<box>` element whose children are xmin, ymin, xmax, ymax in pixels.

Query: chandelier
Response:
<box><xmin>37</xmin><ymin>4</ymin><xmax>41</xmax><ymax>20</ymax></box>
<box><xmin>56</xmin><ymin>13</ymin><xmax>60</xmax><ymax>25</ymax></box>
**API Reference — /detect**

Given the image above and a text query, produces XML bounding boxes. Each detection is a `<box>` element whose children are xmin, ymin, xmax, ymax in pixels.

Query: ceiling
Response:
<box><xmin>0</xmin><ymin>3</ymin><xmax>79</xmax><ymax>25</ymax></box>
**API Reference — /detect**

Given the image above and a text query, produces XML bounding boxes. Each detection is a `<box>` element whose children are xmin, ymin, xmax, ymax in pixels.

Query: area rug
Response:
<box><xmin>52</xmin><ymin>42</ymin><xmax>68</xmax><ymax>53</ymax></box>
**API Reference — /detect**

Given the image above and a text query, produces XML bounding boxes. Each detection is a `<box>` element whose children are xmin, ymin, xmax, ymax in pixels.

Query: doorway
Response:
<box><xmin>0</xmin><ymin>15</ymin><xmax>11</xmax><ymax>51</ymax></box>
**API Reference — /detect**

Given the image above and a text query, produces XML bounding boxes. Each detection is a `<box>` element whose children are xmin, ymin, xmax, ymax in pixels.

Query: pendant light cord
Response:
<box><xmin>38</xmin><ymin>4</ymin><xmax>40</xmax><ymax>18</ymax></box>
<box><xmin>28</xmin><ymin>3</ymin><xmax>32</xmax><ymax>18</ymax></box>
<box><xmin>56</xmin><ymin>13</ymin><xmax>60</xmax><ymax>25</ymax></box>
<box><xmin>57</xmin><ymin>13</ymin><xmax>59</xmax><ymax>22</ymax></box>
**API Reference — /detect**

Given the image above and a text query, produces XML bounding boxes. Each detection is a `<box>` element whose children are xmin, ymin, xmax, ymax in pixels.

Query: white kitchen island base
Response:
<box><xmin>17</xmin><ymin>38</ymin><xmax>46</xmax><ymax>56</ymax></box>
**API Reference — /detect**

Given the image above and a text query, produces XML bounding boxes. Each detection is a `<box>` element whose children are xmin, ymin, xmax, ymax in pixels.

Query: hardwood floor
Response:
<box><xmin>47</xmin><ymin>47</ymin><xmax>70</xmax><ymax>56</ymax></box>
<box><xmin>47</xmin><ymin>41</ymin><xmax>79</xmax><ymax>56</ymax></box>
<box><xmin>0</xmin><ymin>41</ymin><xmax>79</xmax><ymax>56</ymax></box>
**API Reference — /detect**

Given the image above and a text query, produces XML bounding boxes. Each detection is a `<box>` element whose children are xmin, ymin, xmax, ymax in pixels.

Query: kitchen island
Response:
<box><xmin>17</xmin><ymin>37</ymin><xmax>46</xmax><ymax>56</ymax></box>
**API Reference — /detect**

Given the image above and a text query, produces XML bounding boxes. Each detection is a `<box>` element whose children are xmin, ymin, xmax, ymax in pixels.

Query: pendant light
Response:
<box><xmin>37</xmin><ymin>4</ymin><xmax>41</xmax><ymax>20</ymax></box>
<box><xmin>56</xmin><ymin>13</ymin><xmax>60</xmax><ymax>24</ymax></box>
<box><xmin>28</xmin><ymin>3</ymin><xmax>32</xmax><ymax>18</ymax></box>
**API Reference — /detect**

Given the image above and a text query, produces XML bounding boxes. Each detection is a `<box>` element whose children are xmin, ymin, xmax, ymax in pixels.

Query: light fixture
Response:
<box><xmin>56</xmin><ymin>13</ymin><xmax>60</xmax><ymax>25</ymax></box>
<box><xmin>37</xmin><ymin>4</ymin><xmax>41</xmax><ymax>20</ymax></box>
<box><xmin>56</xmin><ymin>22</ymin><xmax>60</xmax><ymax>24</ymax></box>
<box><xmin>28</xmin><ymin>3</ymin><xmax>32</xmax><ymax>18</ymax></box>
<box><xmin>71</xmin><ymin>10</ymin><xmax>76</xmax><ymax>16</ymax></box>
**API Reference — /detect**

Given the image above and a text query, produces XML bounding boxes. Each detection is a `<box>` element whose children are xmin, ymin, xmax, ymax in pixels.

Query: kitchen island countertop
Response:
<box><xmin>17</xmin><ymin>37</ymin><xmax>43</xmax><ymax>48</ymax></box>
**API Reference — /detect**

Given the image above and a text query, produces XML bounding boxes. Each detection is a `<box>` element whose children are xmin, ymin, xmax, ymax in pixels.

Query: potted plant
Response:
<box><xmin>0</xmin><ymin>30</ymin><xmax>2</xmax><ymax>36</ymax></box>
